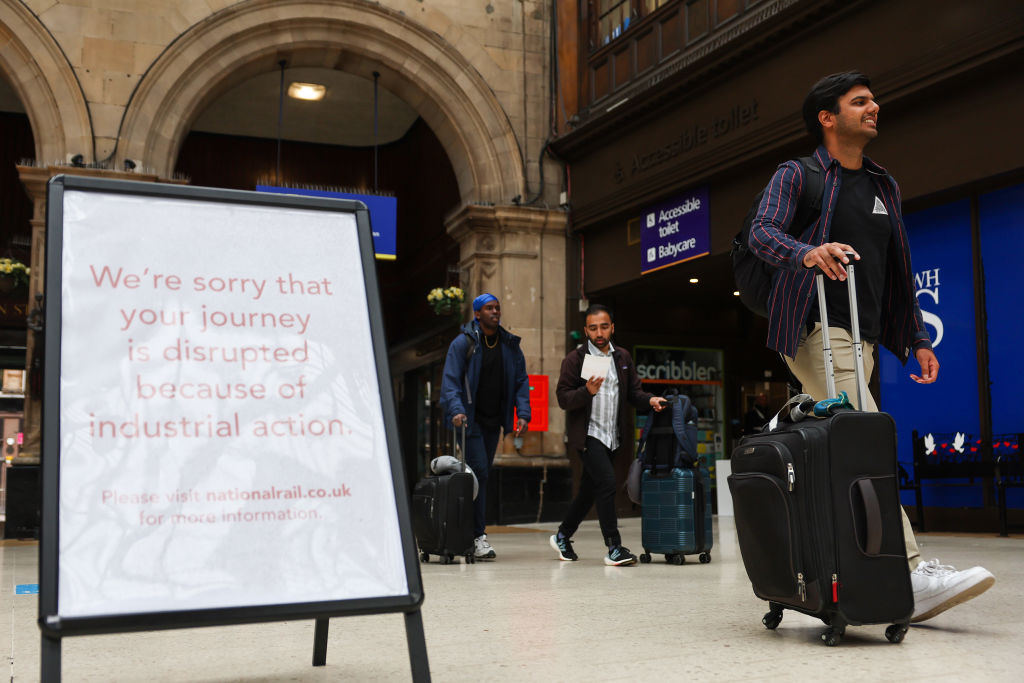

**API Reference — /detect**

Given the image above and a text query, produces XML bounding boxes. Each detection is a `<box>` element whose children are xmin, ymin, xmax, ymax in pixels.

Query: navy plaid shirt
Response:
<box><xmin>748</xmin><ymin>145</ymin><xmax>932</xmax><ymax>363</ymax></box>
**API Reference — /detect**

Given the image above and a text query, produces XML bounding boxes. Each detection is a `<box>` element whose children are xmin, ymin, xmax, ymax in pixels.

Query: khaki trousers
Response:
<box><xmin>785</xmin><ymin>323</ymin><xmax>921</xmax><ymax>571</ymax></box>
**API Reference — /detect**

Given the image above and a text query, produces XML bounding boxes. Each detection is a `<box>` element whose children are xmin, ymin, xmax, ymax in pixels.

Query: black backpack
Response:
<box><xmin>626</xmin><ymin>389</ymin><xmax>700</xmax><ymax>504</ymax></box>
<box><xmin>636</xmin><ymin>389</ymin><xmax>699</xmax><ymax>474</ymax></box>
<box><xmin>731</xmin><ymin>156</ymin><xmax>824</xmax><ymax>317</ymax></box>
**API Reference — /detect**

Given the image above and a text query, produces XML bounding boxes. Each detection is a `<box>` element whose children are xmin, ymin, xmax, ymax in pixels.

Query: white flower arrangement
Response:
<box><xmin>427</xmin><ymin>286</ymin><xmax>464</xmax><ymax>315</ymax></box>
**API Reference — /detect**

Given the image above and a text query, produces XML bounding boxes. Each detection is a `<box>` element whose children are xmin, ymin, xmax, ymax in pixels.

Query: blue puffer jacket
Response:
<box><xmin>440</xmin><ymin>320</ymin><xmax>531</xmax><ymax>433</ymax></box>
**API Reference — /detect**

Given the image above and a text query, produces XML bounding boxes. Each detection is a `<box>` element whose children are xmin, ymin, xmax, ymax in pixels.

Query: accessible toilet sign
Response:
<box><xmin>39</xmin><ymin>177</ymin><xmax>425</xmax><ymax>675</ymax></box>
<box><xmin>640</xmin><ymin>185</ymin><xmax>710</xmax><ymax>274</ymax></box>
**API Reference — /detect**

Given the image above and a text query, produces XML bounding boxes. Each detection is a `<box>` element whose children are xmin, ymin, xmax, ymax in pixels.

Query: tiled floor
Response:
<box><xmin>2</xmin><ymin>516</ymin><xmax>1020</xmax><ymax>681</ymax></box>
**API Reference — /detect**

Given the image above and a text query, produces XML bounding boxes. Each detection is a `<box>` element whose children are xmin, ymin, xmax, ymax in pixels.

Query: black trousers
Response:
<box><xmin>558</xmin><ymin>436</ymin><xmax>621</xmax><ymax>548</ymax></box>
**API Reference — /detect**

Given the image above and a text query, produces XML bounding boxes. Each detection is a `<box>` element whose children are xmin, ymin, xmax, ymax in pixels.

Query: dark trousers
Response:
<box><xmin>464</xmin><ymin>423</ymin><xmax>501</xmax><ymax>538</ymax></box>
<box><xmin>558</xmin><ymin>436</ymin><xmax>621</xmax><ymax>548</ymax></box>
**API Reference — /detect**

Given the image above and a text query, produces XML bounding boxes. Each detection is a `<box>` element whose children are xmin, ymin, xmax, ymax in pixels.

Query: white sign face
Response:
<box><xmin>57</xmin><ymin>190</ymin><xmax>407</xmax><ymax>618</ymax></box>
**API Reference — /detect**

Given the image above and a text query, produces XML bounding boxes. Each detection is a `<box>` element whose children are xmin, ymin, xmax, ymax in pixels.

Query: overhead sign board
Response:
<box><xmin>640</xmin><ymin>185</ymin><xmax>710</xmax><ymax>274</ymax></box>
<box><xmin>257</xmin><ymin>185</ymin><xmax>397</xmax><ymax>260</ymax></box>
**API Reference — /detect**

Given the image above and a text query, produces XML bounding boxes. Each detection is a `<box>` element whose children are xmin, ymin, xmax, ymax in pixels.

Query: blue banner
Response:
<box><xmin>979</xmin><ymin>183</ymin><xmax>1024</xmax><ymax>436</ymax></box>
<box><xmin>880</xmin><ymin>200</ymin><xmax>979</xmax><ymax>507</ymax></box>
<box><xmin>640</xmin><ymin>186</ymin><xmax>710</xmax><ymax>274</ymax></box>
<box><xmin>880</xmin><ymin>185</ymin><xmax>1024</xmax><ymax>509</ymax></box>
<box><xmin>256</xmin><ymin>185</ymin><xmax>397</xmax><ymax>260</ymax></box>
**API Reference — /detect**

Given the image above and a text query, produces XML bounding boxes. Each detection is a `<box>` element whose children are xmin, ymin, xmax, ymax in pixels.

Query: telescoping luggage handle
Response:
<box><xmin>815</xmin><ymin>252</ymin><xmax>869</xmax><ymax>409</ymax></box>
<box><xmin>452</xmin><ymin>423</ymin><xmax>467</xmax><ymax>470</ymax></box>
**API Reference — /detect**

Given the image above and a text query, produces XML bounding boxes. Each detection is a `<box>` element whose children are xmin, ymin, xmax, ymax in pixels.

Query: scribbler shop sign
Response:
<box><xmin>640</xmin><ymin>186</ymin><xmax>710</xmax><ymax>274</ymax></box>
<box><xmin>634</xmin><ymin>346</ymin><xmax>722</xmax><ymax>384</ymax></box>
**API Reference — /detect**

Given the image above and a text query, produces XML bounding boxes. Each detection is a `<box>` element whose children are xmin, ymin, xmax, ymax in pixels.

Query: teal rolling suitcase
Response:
<box><xmin>639</xmin><ymin>466</ymin><xmax>713</xmax><ymax>565</ymax></box>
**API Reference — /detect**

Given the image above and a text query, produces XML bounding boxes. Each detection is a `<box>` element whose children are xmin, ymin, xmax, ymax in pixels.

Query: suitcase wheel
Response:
<box><xmin>821</xmin><ymin>627</ymin><xmax>843</xmax><ymax>647</ymax></box>
<box><xmin>885</xmin><ymin>623</ymin><xmax>908</xmax><ymax>644</ymax></box>
<box><xmin>639</xmin><ymin>553</ymin><xmax>652</xmax><ymax>564</ymax></box>
<box><xmin>699</xmin><ymin>552</ymin><xmax>711</xmax><ymax>564</ymax></box>
<box><xmin>420</xmin><ymin>552</ymin><xmax>430</xmax><ymax>563</ymax></box>
<box><xmin>466</xmin><ymin>554</ymin><xmax>476</xmax><ymax>564</ymax></box>
<box><xmin>762</xmin><ymin>607</ymin><xmax>783</xmax><ymax>630</ymax></box>
<box><xmin>666</xmin><ymin>554</ymin><xmax>684</xmax><ymax>565</ymax></box>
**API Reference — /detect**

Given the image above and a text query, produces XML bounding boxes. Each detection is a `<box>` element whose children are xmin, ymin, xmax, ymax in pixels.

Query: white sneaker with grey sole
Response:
<box><xmin>911</xmin><ymin>558</ymin><xmax>995</xmax><ymax>623</ymax></box>
<box><xmin>474</xmin><ymin>534</ymin><xmax>496</xmax><ymax>560</ymax></box>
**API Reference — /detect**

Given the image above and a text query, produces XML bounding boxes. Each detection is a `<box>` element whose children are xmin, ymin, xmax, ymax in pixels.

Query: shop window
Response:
<box><xmin>881</xmin><ymin>184</ymin><xmax>1024</xmax><ymax>511</ymax></box>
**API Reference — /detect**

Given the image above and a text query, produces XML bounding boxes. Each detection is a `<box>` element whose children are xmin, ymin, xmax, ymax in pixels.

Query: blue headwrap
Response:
<box><xmin>473</xmin><ymin>293</ymin><xmax>498</xmax><ymax>311</ymax></box>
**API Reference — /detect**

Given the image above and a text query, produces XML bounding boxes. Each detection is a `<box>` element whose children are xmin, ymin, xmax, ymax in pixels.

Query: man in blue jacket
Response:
<box><xmin>748</xmin><ymin>71</ymin><xmax>993</xmax><ymax>622</ymax></box>
<box><xmin>440</xmin><ymin>292</ymin><xmax>530</xmax><ymax>560</ymax></box>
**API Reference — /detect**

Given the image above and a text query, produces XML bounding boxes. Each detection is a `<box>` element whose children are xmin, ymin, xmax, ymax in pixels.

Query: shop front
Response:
<box><xmin>553</xmin><ymin>0</ymin><xmax>1024</xmax><ymax>528</ymax></box>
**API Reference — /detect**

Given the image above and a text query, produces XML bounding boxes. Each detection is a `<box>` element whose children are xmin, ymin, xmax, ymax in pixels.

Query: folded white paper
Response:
<box><xmin>580</xmin><ymin>353</ymin><xmax>612</xmax><ymax>380</ymax></box>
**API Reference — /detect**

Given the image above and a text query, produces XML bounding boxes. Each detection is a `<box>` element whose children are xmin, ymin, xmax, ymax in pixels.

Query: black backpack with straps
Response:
<box><xmin>731</xmin><ymin>156</ymin><xmax>824</xmax><ymax>317</ymax></box>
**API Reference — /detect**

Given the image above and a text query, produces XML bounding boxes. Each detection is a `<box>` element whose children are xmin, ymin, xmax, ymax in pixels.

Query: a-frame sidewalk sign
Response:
<box><xmin>38</xmin><ymin>175</ymin><xmax>429</xmax><ymax>681</ymax></box>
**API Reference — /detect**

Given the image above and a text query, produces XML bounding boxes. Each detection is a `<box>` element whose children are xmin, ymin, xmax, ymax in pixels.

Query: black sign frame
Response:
<box><xmin>38</xmin><ymin>175</ymin><xmax>428</xmax><ymax>681</ymax></box>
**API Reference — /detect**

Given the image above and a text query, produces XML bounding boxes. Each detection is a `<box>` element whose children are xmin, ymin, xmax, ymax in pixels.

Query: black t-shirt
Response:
<box><xmin>808</xmin><ymin>166</ymin><xmax>891</xmax><ymax>342</ymax></box>
<box><xmin>474</xmin><ymin>333</ymin><xmax>504</xmax><ymax>429</ymax></box>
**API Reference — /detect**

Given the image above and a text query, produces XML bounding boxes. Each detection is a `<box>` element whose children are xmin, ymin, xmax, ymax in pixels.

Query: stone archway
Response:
<box><xmin>0</xmin><ymin>2</ymin><xmax>91</xmax><ymax>164</ymax></box>
<box><xmin>117</xmin><ymin>0</ymin><xmax>567</xmax><ymax>466</ymax></box>
<box><xmin>118</xmin><ymin>0</ymin><xmax>524</xmax><ymax>206</ymax></box>
<box><xmin>0</xmin><ymin>4</ymin><xmax>93</xmax><ymax>462</ymax></box>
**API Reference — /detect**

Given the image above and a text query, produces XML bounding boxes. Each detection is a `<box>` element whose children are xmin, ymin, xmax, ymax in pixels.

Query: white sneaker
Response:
<box><xmin>474</xmin><ymin>534</ymin><xmax>496</xmax><ymax>560</ymax></box>
<box><xmin>910</xmin><ymin>558</ymin><xmax>995</xmax><ymax>623</ymax></box>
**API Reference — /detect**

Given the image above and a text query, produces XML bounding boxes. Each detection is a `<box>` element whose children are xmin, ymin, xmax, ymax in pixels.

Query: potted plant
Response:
<box><xmin>427</xmin><ymin>286</ymin><xmax>464</xmax><ymax>317</ymax></box>
<box><xmin>0</xmin><ymin>258</ymin><xmax>29</xmax><ymax>293</ymax></box>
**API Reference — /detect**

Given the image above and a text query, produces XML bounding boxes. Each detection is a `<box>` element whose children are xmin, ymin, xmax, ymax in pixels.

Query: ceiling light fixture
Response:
<box><xmin>287</xmin><ymin>82</ymin><xmax>326</xmax><ymax>101</ymax></box>
<box><xmin>689</xmin><ymin>278</ymin><xmax>699</xmax><ymax>284</ymax></box>
<box><xmin>733</xmin><ymin>291</ymin><xmax>740</xmax><ymax>296</ymax></box>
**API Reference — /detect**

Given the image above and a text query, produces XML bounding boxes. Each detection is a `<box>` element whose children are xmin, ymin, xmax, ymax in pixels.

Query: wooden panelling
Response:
<box><xmin>661</xmin><ymin>11</ymin><xmax>682</xmax><ymax>56</ymax></box>
<box><xmin>557</xmin><ymin>0</ymin><xmax>580</xmax><ymax>133</ymax></box>
<box><xmin>636</xmin><ymin>29</ymin><xmax>657</xmax><ymax>73</ymax></box>
<box><xmin>717</xmin><ymin>0</ymin><xmax>741</xmax><ymax>23</ymax></box>
<box><xmin>687</xmin><ymin>0</ymin><xmax>709</xmax><ymax>42</ymax></box>
<box><xmin>614</xmin><ymin>46</ymin><xmax>632</xmax><ymax>89</ymax></box>
<box><xmin>593</xmin><ymin>59</ymin><xmax>610</xmax><ymax>100</ymax></box>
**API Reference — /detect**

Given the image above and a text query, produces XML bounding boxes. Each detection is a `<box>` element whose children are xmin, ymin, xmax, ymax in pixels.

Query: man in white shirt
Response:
<box><xmin>551</xmin><ymin>304</ymin><xmax>666</xmax><ymax>565</ymax></box>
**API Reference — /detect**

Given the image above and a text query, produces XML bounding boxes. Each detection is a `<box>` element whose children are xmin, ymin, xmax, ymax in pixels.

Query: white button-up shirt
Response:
<box><xmin>585</xmin><ymin>339</ymin><xmax>619</xmax><ymax>451</ymax></box>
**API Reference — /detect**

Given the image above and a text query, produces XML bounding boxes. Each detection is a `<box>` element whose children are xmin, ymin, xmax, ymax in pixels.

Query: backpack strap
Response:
<box><xmin>791</xmin><ymin>156</ymin><xmax>824</xmax><ymax>236</ymax></box>
<box><xmin>460</xmin><ymin>326</ymin><xmax>478</xmax><ymax>364</ymax></box>
<box><xmin>671</xmin><ymin>395</ymin><xmax>700</xmax><ymax>468</ymax></box>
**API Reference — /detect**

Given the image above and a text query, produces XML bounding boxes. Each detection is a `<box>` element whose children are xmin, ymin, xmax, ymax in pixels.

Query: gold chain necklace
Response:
<box><xmin>483</xmin><ymin>333</ymin><xmax>498</xmax><ymax>349</ymax></box>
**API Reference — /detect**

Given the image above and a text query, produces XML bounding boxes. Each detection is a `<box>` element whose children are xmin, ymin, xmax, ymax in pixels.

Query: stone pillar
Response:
<box><xmin>15</xmin><ymin>166</ymin><xmax>181</xmax><ymax>462</ymax></box>
<box><xmin>445</xmin><ymin>203</ymin><xmax>569</xmax><ymax>465</ymax></box>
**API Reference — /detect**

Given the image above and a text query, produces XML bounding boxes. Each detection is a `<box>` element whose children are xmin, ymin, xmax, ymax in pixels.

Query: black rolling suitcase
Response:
<box><xmin>727</xmin><ymin>262</ymin><xmax>913</xmax><ymax>646</ymax></box>
<box><xmin>412</xmin><ymin>425</ymin><xmax>476</xmax><ymax>565</ymax></box>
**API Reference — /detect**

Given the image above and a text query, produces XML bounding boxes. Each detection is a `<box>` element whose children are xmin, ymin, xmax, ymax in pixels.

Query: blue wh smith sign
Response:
<box><xmin>640</xmin><ymin>186</ymin><xmax>710</xmax><ymax>274</ymax></box>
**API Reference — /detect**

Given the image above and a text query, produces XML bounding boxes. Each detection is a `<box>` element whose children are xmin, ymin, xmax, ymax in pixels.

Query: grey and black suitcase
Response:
<box><xmin>727</xmin><ymin>262</ymin><xmax>913</xmax><ymax>645</ymax></box>
<box><xmin>411</xmin><ymin>425</ymin><xmax>476</xmax><ymax>565</ymax></box>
